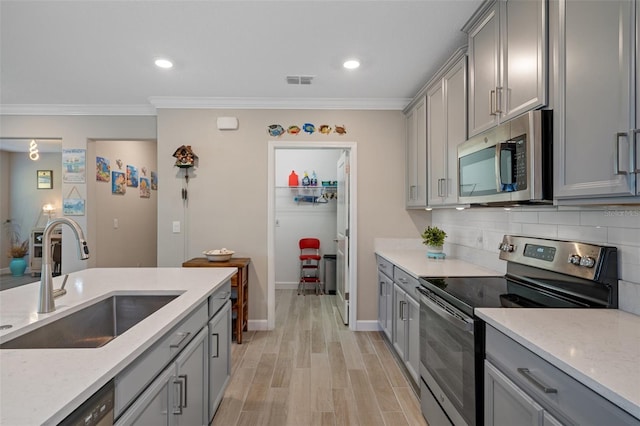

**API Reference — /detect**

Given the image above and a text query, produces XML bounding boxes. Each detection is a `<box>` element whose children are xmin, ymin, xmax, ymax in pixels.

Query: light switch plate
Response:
<box><xmin>172</xmin><ymin>221</ymin><xmax>180</xmax><ymax>233</ymax></box>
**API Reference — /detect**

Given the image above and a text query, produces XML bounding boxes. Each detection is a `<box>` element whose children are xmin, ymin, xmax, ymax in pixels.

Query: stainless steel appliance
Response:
<box><xmin>418</xmin><ymin>235</ymin><xmax>618</xmax><ymax>426</ymax></box>
<box><xmin>457</xmin><ymin>110</ymin><xmax>553</xmax><ymax>205</ymax></box>
<box><xmin>59</xmin><ymin>380</ymin><xmax>114</xmax><ymax>426</ymax></box>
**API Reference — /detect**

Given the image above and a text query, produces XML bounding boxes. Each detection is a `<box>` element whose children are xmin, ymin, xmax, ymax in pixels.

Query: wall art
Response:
<box><xmin>112</xmin><ymin>171</ymin><xmax>126</xmax><ymax>195</ymax></box>
<box><xmin>96</xmin><ymin>157</ymin><xmax>110</xmax><ymax>182</ymax></box>
<box><xmin>126</xmin><ymin>165</ymin><xmax>138</xmax><ymax>187</ymax></box>
<box><xmin>151</xmin><ymin>171</ymin><xmax>158</xmax><ymax>190</ymax></box>
<box><xmin>37</xmin><ymin>170</ymin><xmax>53</xmax><ymax>189</ymax></box>
<box><xmin>139</xmin><ymin>178</ymin><xmax>151</xmax><ymax>198</ymax></box>
<box><xmin>63</xmin><ymin>186</ymin><xmax>85</xmax><ymax>216</ymax></box>
<box><xmin>62</xmin><ymin>149</ymin><xmax>86</xmax><ymax>183</ymax></box>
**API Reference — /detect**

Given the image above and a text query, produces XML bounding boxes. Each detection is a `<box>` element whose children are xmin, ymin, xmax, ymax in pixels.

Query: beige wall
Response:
<box><xmin>0</xmin><ymin>115</ymin><xmax>157</xmax><ymax>272</ymax></box>
<box><xmin>157</xmin><ymin>109</ymin><xmax>430</xmax><ymax>323</ymax></box>
<box><xmin>88</xmin><ymin>140</ymin><xmax>158</xmax><ymax>267</ymax></box>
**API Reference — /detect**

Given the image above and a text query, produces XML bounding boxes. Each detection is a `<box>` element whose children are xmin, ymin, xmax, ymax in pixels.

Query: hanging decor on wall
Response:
<box><xmin>63</xmin><ymin>186</ymin><xmax>85</xmax><ymax>216</ymax></box>
<box><xmin>141</xmin><ymin>166</ymin><xmax>148</xmax><ymax>176</ymax></box>
<box><xmin>172</xmin><ymin>145</ymin><xmax>198</xmax><ymax>203</ymax></box>
<box><xmin>151</xmin><ymin>171</ymin><xmax>158</xmax><ymax>190</ymax></box>
<box><xmin>267</xmin><ymin>124</ymin><xmax>285</xmax><ymax>137</ymax></box>
<box><xmin>302</xmin><ymin>123</ymin><xmax>315</xmax><ymax>134</ymax></box>
<box><xmin>126</xmin><ymin>165</ymin><xmax>139</xmax><ymax>188</ymax></box>
<box><xmin>334</xmin><ymin>125</ymin><xmax>347</xmax><ymax>135</ymax></box>
<box><xmin>115</xmin><ymin>159</ymin><xmax>123</xmax><ymax>169</ymax></box>
<box><xmin>287</xmin><ymin>125</ymin><xmax>301</xmax><ymax>135</ymax></box>
<box><xmin>139</xmin><ymin>178</ymin><xmax>151</xmax><ymax>199</ymax></box>
<box><xmin>62</xmin><ymin>149</ymin><xmax>86</xmax><ymax>183</ymax></box>
<box><xmin>96</xmin><ymin>157</ymin><xmax>110</xmax><ymax>182</ymax></box>
<box><xmin>112</xmin><ymin>171</ymin><xmax>126</xmax><ymax>195</ymax></box>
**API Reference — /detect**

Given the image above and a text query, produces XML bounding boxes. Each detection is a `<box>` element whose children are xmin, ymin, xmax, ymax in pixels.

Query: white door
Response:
<box><xmin>336</xmin><ymin>150</ymin><xmax>349</xmax><ymax>325</ymax></box>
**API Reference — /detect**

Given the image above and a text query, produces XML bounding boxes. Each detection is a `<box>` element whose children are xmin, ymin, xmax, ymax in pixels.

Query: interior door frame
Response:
<box><xmin>267</xmin><ymin>140</ymin><xmax>358</xmax><ymax>330</ymax></box>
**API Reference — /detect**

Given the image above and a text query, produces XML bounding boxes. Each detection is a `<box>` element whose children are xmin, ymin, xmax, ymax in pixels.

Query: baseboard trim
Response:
<box><xmin>355</xmin><ymin>320</ymin><xmax>381</xmax><ymax>332</ymax></box>
<box><xmin>248</xmin><ymin>319</ymin><xmax>269</xmax><ymax>331</ymax></box>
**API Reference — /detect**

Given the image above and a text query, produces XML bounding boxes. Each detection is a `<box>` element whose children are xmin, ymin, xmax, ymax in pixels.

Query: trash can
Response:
<box><xmin>323</xmin><ymin>254</ymin><xmax>337</xmax><ymax>294</ymax></box>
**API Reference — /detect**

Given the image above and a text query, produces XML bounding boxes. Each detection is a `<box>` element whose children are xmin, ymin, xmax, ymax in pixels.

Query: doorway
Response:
<box><xmin>267</xmin><ymin>141</ymin><xmax>357</xmax><ymax>330</ymax></box>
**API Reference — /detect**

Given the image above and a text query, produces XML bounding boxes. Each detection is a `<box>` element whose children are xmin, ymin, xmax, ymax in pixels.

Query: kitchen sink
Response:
<box><xmin>0</xmin><ymin>294</ymin><xmax>180</xmax><ymax>349</ymax></box>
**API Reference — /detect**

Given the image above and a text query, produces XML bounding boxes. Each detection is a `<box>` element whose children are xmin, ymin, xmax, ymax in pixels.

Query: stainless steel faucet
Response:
<box><xmin>38</xmin><ymin>218</ymin><xmax>90</xmax><ymax>314</ymax></box>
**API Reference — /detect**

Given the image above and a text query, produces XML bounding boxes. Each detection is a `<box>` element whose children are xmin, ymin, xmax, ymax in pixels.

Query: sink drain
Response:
<box><xmin>0</xmin><ymin>325</ymin><xmax>13</xmax><ymax>330</ymax></box>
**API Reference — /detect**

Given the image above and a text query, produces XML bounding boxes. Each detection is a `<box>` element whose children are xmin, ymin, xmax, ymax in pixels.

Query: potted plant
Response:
<box><xmin>421</xmin><ymin>226</ymin><xmax>447</xmax><ymax>254</ymax></box>
<box><xmin>3</xmin><ymin>219</ymin><xmax>29</xmax><ymax>276</ymax></box>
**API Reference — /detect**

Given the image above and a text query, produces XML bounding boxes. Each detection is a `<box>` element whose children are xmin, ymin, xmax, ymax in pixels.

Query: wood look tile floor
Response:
<box><xmin>212</xmin><ymin>290</ymin><xmax>427</xmax><ymax>426</ymax></box>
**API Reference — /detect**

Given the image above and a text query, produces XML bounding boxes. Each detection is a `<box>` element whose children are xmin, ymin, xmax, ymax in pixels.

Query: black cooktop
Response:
<box><xmin>418</xmin><ymin>275</ymin><xmax>596</xmax><ymax>317</ymax></box>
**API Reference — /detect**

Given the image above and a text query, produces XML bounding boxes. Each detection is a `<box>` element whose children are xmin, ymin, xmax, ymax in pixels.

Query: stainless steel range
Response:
<box><xmin>417</xmin><ymin>235</ymin><xmax>619</xmax><ymax>426</ymax></box>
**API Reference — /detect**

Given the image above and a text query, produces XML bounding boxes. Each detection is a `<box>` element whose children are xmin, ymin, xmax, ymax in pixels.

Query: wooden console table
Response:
<box><xmin>182</xmin><ymin>257</ymin><xmax>250</xmax><ymax>344</ymax></box>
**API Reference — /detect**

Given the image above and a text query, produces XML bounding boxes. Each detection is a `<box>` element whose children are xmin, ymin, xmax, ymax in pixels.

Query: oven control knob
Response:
<box><xmin>580</xmin><ymin>256</ymin><xmax>596</xmax><ymax>268</ymax></box>
<box><xmin>568</xmin><ymin>254</ymin><xmax>581</xmax><ymax>265</ymax></box>
<box><xmin>499</xmin><ymin>243</ymin><xmax>515</xmax><ymax>252</ymax></box>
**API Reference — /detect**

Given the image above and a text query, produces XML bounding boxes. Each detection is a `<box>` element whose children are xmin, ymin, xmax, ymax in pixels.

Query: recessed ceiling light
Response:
<box><xmin>155</xmin><ymin>58</ymin><xmax>173</xmax><ymax>69</ymax></box>
<box><xmin>343</xmin><ymin>59</ymin><xmax>360</xmax><ymax>70</ymax></box>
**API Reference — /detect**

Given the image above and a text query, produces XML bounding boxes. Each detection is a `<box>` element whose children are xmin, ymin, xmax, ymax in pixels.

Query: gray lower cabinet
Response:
<box><xmin>485</xmin><ymin>325</ymin><xmax>639</xmax><ymax>426</ymax></box>
<box><xmin>116</xmin><ymin>327</ymin><xmax>209</xmax><ymax>426</ymax></box>
<box><xmin>376</xmin><ymin>256</ymin><xmax>393</xmax><ymax>341</ymax></box>
<box><xmin>208</xmin><ymin>300</ymin><xmax>231</xmax><ymax>421</ymax></box>
<box><xmin>392</xmin><ymin>277</ymin><xmax>420</xmax><ymax>385</ymax></box>
<box><xmin>485</xmin><ymin>360</ymin><xmax>562</xmax><ymax>426</ymax></box>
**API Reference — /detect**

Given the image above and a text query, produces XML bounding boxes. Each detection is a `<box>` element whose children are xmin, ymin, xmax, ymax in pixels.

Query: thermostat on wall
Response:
<box><xmin>217</xmin><ymin>117</ymin><xmax>239</xmax><ymax>130</ymax></box>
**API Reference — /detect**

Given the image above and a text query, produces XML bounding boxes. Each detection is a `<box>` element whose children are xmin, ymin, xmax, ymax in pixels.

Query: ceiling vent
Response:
<box><xmin>286</xmin><ymin>75</ymin><xmax>314</xmax><ymax>85</ymax></box>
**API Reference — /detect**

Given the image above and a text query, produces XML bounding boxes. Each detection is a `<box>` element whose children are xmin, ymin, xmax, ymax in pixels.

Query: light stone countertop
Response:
<box><xmin>0</xmin><ymin>267</ymin><xmax>236</xmax><ymax>426</ymax></box>
<box><xmin>476</xmin><ymin>308</ymin><xmax>640</xmax><ymax>420</ymax></box>
<box><xmin>375</xmin><ymin>249</ymin><xmax>502</xmax><ymax>278</ymax></box>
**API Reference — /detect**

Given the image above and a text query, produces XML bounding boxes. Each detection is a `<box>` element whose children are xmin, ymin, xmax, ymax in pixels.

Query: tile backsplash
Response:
<box><xmin>432</xmin><ymin>206</ymin><xmax>640</xmax><ymax>315</ymax></box>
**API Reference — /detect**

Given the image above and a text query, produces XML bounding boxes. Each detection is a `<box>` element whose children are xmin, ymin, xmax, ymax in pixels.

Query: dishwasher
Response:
<box><xmin>59</xmin><ymin>380</ymin><xmax>114</xmax><ymax>426</ymax></box>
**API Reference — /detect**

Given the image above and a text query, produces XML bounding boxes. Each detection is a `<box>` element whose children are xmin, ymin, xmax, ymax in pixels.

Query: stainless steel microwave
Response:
<box><xmin>457</xmin><ymin>110</ymin><xmax>553</xmax><ymax>205</ymax></box>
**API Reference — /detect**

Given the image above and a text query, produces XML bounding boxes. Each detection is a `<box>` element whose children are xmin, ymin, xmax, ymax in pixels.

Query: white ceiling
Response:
<box><xmin>0</xmin><ymin>0</ymin><xmax>482</xmax><ymax>114</ymax></box>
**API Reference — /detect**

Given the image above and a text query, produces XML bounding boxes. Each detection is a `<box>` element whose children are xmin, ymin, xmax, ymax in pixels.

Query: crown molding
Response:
<box><xmin>0</xmin><ymin>104</ymin><xmax>156</xmax><ymax>116</ymax></box>
<box><xmin>0</xmin><ymin>97</ymin><xmax>413</xmax><ymax>116</ymax></box>
<box><xmin>148</xmin><ymin>97</ymin><xmax>412</xmax><ymax>111</ymax></box>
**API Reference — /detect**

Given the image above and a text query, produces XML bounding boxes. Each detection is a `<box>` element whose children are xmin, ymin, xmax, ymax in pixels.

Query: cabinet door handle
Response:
<box><xmin>490</xmin><ymin>90</ymin><xmax>497</xmax><ymax>116</ymax></box>
<box><xmin>633</xmin><ymin>129</ymin><xmax>640</xmax><ymax>174</ymax></box>
<box><xmin>614</xmin><ymin>132</ymin><xmax>630</xmax><ymax>175</ymax></box>
<box><xmin>170</xmin><ymin>331</ymin><xmax>191</xmax><ymax>349</ymax></box>
<box><xmin>410</xmin><ymin>185</ymin><xmax>417</xmax><ymax>200</ymax></box>
<box><xmin>495</xmin><ymin>86</ymin><xmax>503</xmax><ymax>114</ymax></box>
<box><xmin>517</xmin><ymin>368</ymin><xmax>558</xmax><ymax>394</ymax></box>
<box><xmin>399</xmin><ymin>300</ymin><xmax>407</xmax><ymax>321</ymax></box>
<box><xmin>211</xmin><ymin>332</ymin><xmax>220</xmax><ymax>358</ymax></box>
<box><xmin>172</xmin><ymin>376</ymin><xmax>185</xmax><ymax>414</ymax></box>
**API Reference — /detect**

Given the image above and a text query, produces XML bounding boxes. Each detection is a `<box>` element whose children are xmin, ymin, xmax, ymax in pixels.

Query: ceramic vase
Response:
<box><xmin>426</xmin><ymin>245</ymin><xmax>443</xmax><ymax>255</ymax></box>
<box><xmin>9</xmin><ymin>257</ymin><xmax>28</xmax><ymax>277</ymax></box>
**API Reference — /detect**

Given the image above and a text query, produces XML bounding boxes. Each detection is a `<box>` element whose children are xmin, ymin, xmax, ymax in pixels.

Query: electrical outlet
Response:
<box><xmin>172</xmin><ymin>221</ymin><xmax>181</xmax><ymax>233</ymax></box>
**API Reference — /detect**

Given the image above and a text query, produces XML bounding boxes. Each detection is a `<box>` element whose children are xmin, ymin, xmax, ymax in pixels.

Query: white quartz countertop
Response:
<box><xmin>0</xmin><ymin>267</ymin><xmax>236</xmax><ymax>426</ymax></box>
<box><xmin>375</xmin><ymin>249</ymin><xmax>502</xmax><ymax>278</ymax></box>
<box><xmin>476</xmin><ymin>308</ymin><xmax>640</xmax><ymax>420</ymax></box>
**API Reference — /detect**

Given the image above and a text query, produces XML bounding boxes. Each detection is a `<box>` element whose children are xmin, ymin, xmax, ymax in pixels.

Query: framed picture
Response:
<box><xmin>63</xmin><ymin>198</ymin><xmax>85</xmax><ymax>216</ymax></box>
<box><xmin>62</xmin><ymin>149</ymin><xmax>86</xmax><ymax>183</ymax></box>
<box><xmin>37</xmin><ymin>170</ymin><xmax>53</xmax><ymax>189</ymax></box>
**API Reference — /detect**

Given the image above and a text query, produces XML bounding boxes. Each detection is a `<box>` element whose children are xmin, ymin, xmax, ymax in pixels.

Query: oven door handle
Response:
<box><xmin>419</xmin><ymin>291</ymin><xmax>474</xmax><ymax>333</ymax></box>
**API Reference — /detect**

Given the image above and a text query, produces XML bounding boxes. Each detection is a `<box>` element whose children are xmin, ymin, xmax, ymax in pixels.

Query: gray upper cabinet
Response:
<box><xmin>466</xmin><ymin>0</ymin><xmax>547</xmax><ymax>137</ymax></box>
<box><xmin>405</xmin><ymin>96</ymin><xmax>428</xmax><ymax>209</ymax></box>
<box><xmin>427</xmin><ymin>50</ymin><xmax>467</xmax><ymax>207</ymax></box>
<box><xmin>554</xmin><ymin>0</ymin><xmax>639</xmax><ymax>201</ymax></box>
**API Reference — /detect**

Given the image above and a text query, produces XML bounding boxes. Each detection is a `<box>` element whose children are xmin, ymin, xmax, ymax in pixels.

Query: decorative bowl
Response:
<box><xmin>203</xmin><ymin>248</ymin><xmax>234</xmax><ymax>262</ymax></box>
